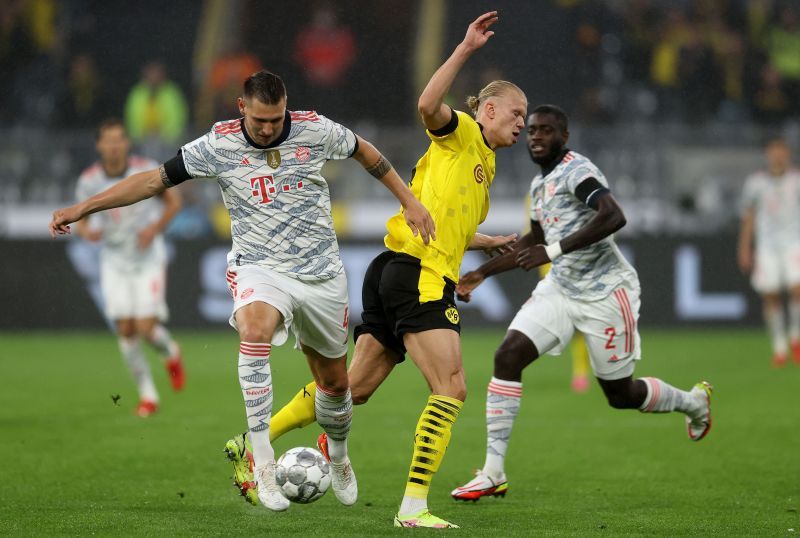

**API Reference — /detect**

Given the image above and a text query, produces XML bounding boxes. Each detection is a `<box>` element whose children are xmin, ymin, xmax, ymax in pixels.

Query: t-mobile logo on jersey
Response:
<box><xmin>250</xmin><ymin>175</ymin><xmax>305</xmax><ymax>204</ymax></box>
<box><xmin>251</xmin><ymin>175</ymin><xmax>276</xmax><ymax>204</ymax></box>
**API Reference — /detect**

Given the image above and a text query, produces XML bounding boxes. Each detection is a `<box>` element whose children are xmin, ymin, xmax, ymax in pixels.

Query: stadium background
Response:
<box><xmin>0</xmin><ymin>0</ymin><xmax>781</xmax><ymax>329</ymax></box>
<box><xmin>2</xmin><ymin>1</ymin><xmax>800</xmax><ymax>535</ymax></box>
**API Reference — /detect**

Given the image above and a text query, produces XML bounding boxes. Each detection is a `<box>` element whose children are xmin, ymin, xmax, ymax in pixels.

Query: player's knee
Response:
<box><xmin>237</xmin><ymin>324</ymin><xmax>272</xmax><ymax>344</ymax></box>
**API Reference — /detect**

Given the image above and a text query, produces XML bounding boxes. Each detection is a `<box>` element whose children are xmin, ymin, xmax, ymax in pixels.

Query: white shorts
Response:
<box><xmin>227</xmin><ymin>265</ymin><xmax>349</xmax><ymax>359</ymax></box>
<box><xmin>508</xmin><ymin>277</ymin><xmax>641</xmax><ymax>380</ymax></box>
<box><xmin>101</xmin><ymin>261</ymin><xmax>168</xmax><ymax>321</ymax></box>
<box><xmin>752</xmin><ymin>245</ymin><xmax>800</xmax><ymax>293</ymax></box>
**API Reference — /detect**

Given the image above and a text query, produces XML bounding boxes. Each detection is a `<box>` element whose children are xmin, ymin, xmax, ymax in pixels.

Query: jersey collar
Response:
<box><xmin>240</xmin><ymin>110</ymin><xmax>292</xmax><ymax>149</ymax></box>
<box><xmin>541</xmin><ymin>148</ymin><xmax>570</xmax><ymax>177</ymax></box>
<box><xmin>475</xmin><ymin>122</ymin><xmax>493</xmax><ymax>150</ymax></box>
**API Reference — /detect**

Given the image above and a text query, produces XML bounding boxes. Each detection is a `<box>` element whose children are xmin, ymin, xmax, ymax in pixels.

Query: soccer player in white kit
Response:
<box><xmin>50</xmin><ymin>70</ymin><xmax>435</xmax><ymax>513</ymax></box>
<box><xmin>75</xmin><ymin>119</ymin><xmax>185</xmax><ymax>418</ymax></box>
<box><xmin>450</xmin><ymin>105</ymin><xmax>713</xmax><ymax>501</ymax></box>
<box><xmin>738</xmin><ymin>138</ymin><xmax>800</xmax><ymax>367</ymax></box>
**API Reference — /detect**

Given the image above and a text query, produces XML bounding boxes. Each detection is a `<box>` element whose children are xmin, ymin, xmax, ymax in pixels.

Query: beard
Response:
<box><xmin>529</xmin><ymin>142</ymin><xmax>564</xmax><ymax>165</ymax></box>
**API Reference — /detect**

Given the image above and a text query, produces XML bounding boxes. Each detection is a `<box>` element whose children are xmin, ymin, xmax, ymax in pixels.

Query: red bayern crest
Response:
<box><xmin>295</xmin><ymin>146</ymin><xmax>311</xmax><ymax>162</ymax></box>
<box><xmin>241</xmin><ymin>288</ymin><xmax>255</xmax><ymax>300</ymax></box>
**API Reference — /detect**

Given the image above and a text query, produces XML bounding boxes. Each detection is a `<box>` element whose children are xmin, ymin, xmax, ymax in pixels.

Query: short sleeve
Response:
<box><xmin>181</xmin><ymin>130</ymin><xmax>219</xmax><ymax>178</ymax></box>
<box><xmin>565</xmin><ymin>161</ymin><xmax>608</xmax><ymax>197</ymax></box>
<box><xmin>319</xmin><ymin>115</ymin><xmax>358</xmax><ymax>161</ymax></box>
<box><xmin>426</xmin><ymin>110</ymin><xmax>473</xmax><ymax>152</ymax></box>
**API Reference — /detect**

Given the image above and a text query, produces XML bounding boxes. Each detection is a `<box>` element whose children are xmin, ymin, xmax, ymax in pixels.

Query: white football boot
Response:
<box><xmin>685</xmin><ymin>381</ymin><xmax>713</xmax><ymax>441</ymax></box>
<box><xmin>329</xmin><ymin>458</ymin><xmax>358</xmax><ymax>506</ymax></box>
<box><xmin>254</xmin><ymin>460</ymin><xmax>290</xmax><ymax>511</ymax></box>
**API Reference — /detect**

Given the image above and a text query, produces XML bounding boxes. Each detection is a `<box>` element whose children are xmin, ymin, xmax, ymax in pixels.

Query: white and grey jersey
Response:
<box><xmin>75</xmin><ymin>156</ymin><xmax>165</xmax><ymax>270</ymax></box>
<box><xmin>530</xmin><ymin>150</ymin><xmax>638</xmax><ymax>301</ymax></box>
<box><xmin>176</xmin><ymin>111</ymin><xmax>357</xmax><ymax>281</ymax></box>
<box><xmin>740</xmin><ymin>169</ymin><xmax>800</xmax><ymax>250</ymax></box>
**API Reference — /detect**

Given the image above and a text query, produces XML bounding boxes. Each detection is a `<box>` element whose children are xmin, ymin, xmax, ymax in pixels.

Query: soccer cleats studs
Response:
<box><xmin>451</xmin><ymin>469</ymin><xmax>508</xmax><ymax>501</ymax></box>
<box><xmin>394</xmin><ymin>509</ymin><xmax>459</xmax><ymax>529</ymax></box>
<box><xmin>318</xmin><ymin>432</ymin><xmax>357</xmax><ymax>505</ymax></box>
<box><xmin>686</xmin><ymin>381</ymin><xmax>713</xmax><ymax>442</ymax></box>
<box><xmin>165</xmin><ymin>350</ymin><xmax>185</xmax><ymax>391</ymax></box>
<box><xmin>224</xmin><ymin>433</ymin><xmax>258</xmax><ymax>506</ymax></box>
<box><xmin>136</xmin><ymin>400</ymin><xmax>158</xmax><ymax>417</ymax></box>
<box><xmin>255</xmin><ymin>460</ymin><xmax>290</xmax><ymax>511</ymax></box>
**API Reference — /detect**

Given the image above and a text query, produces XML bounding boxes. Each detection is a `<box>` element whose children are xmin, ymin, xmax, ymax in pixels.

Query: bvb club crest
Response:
<box><xmin>445</xmin><ymin>307</ymin><xmax>460</xmax><ymax>325</ymax></box>
<box><xmin>266</xmin><ymin>149</ymin><xmax>281</xmax><ymax>168</ymax></box>
<box><xmin>473</xmin><ymin>164</ymin><xmax>485</xmax><ymax>184</ymax></box>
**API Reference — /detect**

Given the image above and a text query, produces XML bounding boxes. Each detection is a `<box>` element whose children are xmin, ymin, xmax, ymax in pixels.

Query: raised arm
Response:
<box><xmin>50</xmin><ymin>166</ymin><xmax>168</xmax><ymax>238</ymax></box>
<box><xmin>351</xmin><ymin>135</ymin><xmax>436</xmax><ymax>244</ymax></box>
<box><xmin>516</xmin><ymin>193</ymin><xmax>626</xmax><ymax>270</ymax></box>
<box><xmin>417</xmin><ymin>11</ymin><xmax>498</xmax><ymax>131</ymax></box>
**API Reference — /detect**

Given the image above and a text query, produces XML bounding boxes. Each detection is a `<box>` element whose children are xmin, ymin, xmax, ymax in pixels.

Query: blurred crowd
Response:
<box><xmin>2</xmin><ymin>0</ymin><xmax>799</xmax><ymax>236</ymax></box>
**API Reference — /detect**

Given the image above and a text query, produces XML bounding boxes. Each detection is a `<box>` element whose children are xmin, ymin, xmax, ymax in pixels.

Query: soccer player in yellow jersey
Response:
<box><xmin>224</xmin><ymin>12</ymin><xmax>524</xmax><ymax>528</ymax></box>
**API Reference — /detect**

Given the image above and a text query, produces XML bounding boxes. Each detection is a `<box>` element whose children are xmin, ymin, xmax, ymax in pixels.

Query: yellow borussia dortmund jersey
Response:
<box><xmin>385</xmin><ymin>110</ymin><xmax>496</xmax><ymax>299</ymax></box>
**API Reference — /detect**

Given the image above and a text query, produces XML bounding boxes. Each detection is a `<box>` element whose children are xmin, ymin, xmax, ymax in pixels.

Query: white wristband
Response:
<box><xmin>545</xmin><ymin>241</ymin><xmax>563</xmax><ymax>261</ymax></box>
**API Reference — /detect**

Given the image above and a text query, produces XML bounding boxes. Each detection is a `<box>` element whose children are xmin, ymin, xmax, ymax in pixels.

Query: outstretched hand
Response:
<box><xmin>49</xmin><ymin>206</ymin><xmax>82</xmax><ymax>238</ymax></box>
<box><xmin>404</xmin><ymin>198</ymin><xmax>436</xmax><ymax>245</ymax></box>
<box><xmin>456</xmin><ymin>270</ymin><xmax>485</xmax><ymax>303</ymax></box>
<box><xmin>462</xmin><ymin>11</ymin><xmax>498</xmax><ymax>51</ymax></box>
<box><xmin>516</xmin><ymin>244</ymin><xmax>551</xmax><ymax>271</ymax></box>
<box><xmin>480</xmin><ymin>233</ymin><xmax>517</xmax><ymax>258</ymax></box>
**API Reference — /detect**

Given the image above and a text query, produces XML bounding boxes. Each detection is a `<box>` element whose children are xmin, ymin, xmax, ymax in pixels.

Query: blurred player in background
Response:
<box><xmin>75</xmin><ymin>119</ymin><xmax>184</xmax><ymax>418</ymax></box>
<box><xmin>738</xmin><ymin>138</ymin><xmax>800</xmax><ymax>368</ymax></box>
<box><xmin>224</xmin><ymin>12</ymin><xmax>522</xmax><ymax>529</ymax></box>
<box><xmin>51</xmin><ymin>70</ymin><xmax>434</xmax><ymax>513</ymax></box>
<box><xmin>451</xmin><ymin>105</ymin><xmax>713</xmax><ymax>502</ymax></box>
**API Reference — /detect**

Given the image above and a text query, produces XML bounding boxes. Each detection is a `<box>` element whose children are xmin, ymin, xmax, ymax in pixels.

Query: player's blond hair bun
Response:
<box><xmin>466</xmin><ymin>80</ymin><xmax>526</xmax><ymax>116</ymax></box>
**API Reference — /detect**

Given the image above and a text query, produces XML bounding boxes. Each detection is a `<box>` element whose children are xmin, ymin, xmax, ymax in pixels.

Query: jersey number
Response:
<box><xmin>604</xmin><ymin>327</ymin><xmax>617</xmax><ymax>350</ymax></box>
<box><xmin>251</xmin><ymin>175</ymin><xmax>276</xmax><ymax>204</ymax></box>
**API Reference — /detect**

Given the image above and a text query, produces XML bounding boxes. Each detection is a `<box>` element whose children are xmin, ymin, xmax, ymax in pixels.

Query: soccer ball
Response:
<box><xmin>275</xmin><ymin>446</ymin><xmax>331</xmax><ymax>503</ymax></box>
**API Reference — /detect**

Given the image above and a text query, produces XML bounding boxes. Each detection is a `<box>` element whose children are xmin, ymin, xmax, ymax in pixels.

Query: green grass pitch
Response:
<box><xmin>0</xmin><ymin>328</ymin><xmax>798</xmax><ymax>536</ymax></box>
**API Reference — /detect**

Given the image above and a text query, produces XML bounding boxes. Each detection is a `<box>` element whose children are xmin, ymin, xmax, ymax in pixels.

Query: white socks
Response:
<box><xmin>118</xmin><ymin>337</ymin><xmax>158</xmax><ymax>402</ymax></box>
<box><xmin>238</xmin><ymin>342</ymin><xmax>274</xmax><ymax>465</ymax></box>
<box><xmin>146</xmin><ymin>324</ymin><xmax>180</xmax><ymax>359</ymax></box>
<box><xmin>315</xmin><ymin>384</ymin><xmax>353</xmax><ymax>463</ymax></box>
<box><xmin>789</xmin><ymin>301</ymin><xmax>800</xmax><ymax>343</ymax></box>
<box><xmin>639</xmin><ymin>377</ymin><xmax>695</xmax><ymax>415</ymax></box>
<box><xmin>764</xmin><ymin>306</ymin><xmax>788</xmax><ymax>356</ymax></box>
<box><xmin>483</xmin><ymin>377</ymin><xmax>522</xmax><ymax>479</ymax></box>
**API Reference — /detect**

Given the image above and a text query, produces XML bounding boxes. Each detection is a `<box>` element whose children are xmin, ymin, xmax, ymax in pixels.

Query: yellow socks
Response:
<box><xmin>571</xmin><ymin>333</ymin><xmax>589</xmax><ymax>378</ymax></box>
<box><xmin>269</xmin><ymin>381</ymin><xmax>317</xmax><ymax>442</ymax></box>
<box><xmin>403</xmin><ymin>395</ymin><xmax>463</xmax><ymax>504</ymax></box>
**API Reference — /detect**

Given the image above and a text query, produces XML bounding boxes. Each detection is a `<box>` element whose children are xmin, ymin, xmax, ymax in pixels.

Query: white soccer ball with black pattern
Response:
<box><xmin>275</xmin><ymin>446</ymin><xmax>331</xmax><ymax>503</ymax></box>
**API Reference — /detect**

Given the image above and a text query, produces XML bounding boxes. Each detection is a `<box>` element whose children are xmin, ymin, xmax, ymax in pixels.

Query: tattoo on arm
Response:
<box><xmin>366</xmin><ymin>155</ymin><xmax>393</xmax><ymax>179</ymax></box>
<box><xmin>159</xmin><ymin>165</ymin><xmax>173</xmax><ymax>188</ymax></box>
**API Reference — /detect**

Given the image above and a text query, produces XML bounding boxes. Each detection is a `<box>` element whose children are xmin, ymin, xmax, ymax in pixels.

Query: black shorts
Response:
<box><xmin>353</xmin><ymin>251</ymin><xmax>461</xmax><ymax>362</ymax></box>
